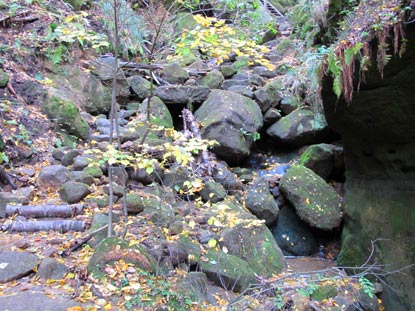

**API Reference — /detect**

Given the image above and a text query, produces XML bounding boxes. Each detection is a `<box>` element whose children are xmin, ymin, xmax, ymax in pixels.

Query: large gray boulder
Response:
<box><xmin>279</xmin><ymin>166</ymin><xmax>342</xmax><ymax>230</ymax></box>
<box><xmin>155</xmin><ymin>85</ymin><xmax>210</xmax><ymax>104</ymax></box>
<box><xmin>160</xmin><ymin>62</ymin><xmax>189</xmax><ymax>84</ymax></box>
<box><xmin>127</xmin><ymin>75</ymin><xmax>153</xmax><ymax>100</ymax></box>
<box><xmin>245</xmin><ymin>177</ymin><xmax>279</xmax><ymax>225</ymax></box>
<box><xmin>221</xmin><ymin>222</ymin><xmax>286</xmax><ymax>277</ymax></box>
<box><xmin>198</xmin><ymin>250</ymin><xmax>255</xmax><ymax>292</ymax></box>
<box><xmin>59</xmin><ymin>181</ymin><xmax>90</xmax><ymax>204</ymax></box>
<box><xmin>37</xmin><ymin>165</ymin><xmax>69</xmax><ymax>189</ymax></box>
<box><xmin>195</xmin><ymin>90</ymin><xmax>263</xmax><ymax>163</ymax></box>
<box><xmin>266</xmin><ymin>108</ymin><xmax>331</xmax><ymax>147</ymax></box>
<box><xmin>0</xmin><ymin>251</ymin><xmax>39</xmax><ymax>283</ymax></box>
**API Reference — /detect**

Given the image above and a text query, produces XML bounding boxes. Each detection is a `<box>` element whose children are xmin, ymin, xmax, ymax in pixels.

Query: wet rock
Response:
<box><xmin>245</xmin><ymin>177</ymin><xmax>279</xmax><ymax>225</ymax></box>
<box><xmin>195</xmin><ymin>90</ymin><xmax>263</xmax><ymax>163</ymax></box>
<box><xmin>160</xmin><ymin>62</ymin><xmax>189</xmax><ymax>84</ymax></box>
<box><xmin>271</xmin><ymin>206</ymin><xmax>318</xmax><ymax>256</ymax></box>
<box><xmin>200</xmin><ymin>181</ymin><xmax>227</xmax><ymax>203</ymax></box>
<box><xmin>279</xmin><ymin>94</ymin><xmax>299</xmax><ymax>115</ymax></box>
<box><xmin>280</xmin><ymin>166</ymin><xmax>342</xmax><ymax>230</ymax></box>
<box><xmin>266</xmin><ymin>108</ymin><xmax>331</xmax><ymax>147</ymax></box>
<box><xmin>198</xmin><ymin>250</ymin><xmax>255</xmax><ymax>292</ymax></box>
<box><xmin>221</xmin><ymin>222</ymin><xmax>286</xmax><ymax>277</ymax></box>
<box><xmin>37</xmin><ymin>257</ymin><xmax>68</xmax><ymax>280</ymax></box>
<box><xmin>127</xmin><ymin>75</ymin><xmax>153</xmax><ymax>100</ymax></box>
<box><xmin>0</xmin><ymin>251</ymin><xmax>39</xmax><ymax>283</ymax></box>
<box><xmin>87</xmin><ymin>237</ymin><xmax>157</xmax><ymax>279</ymax></box>
<box><xmin>299</xmin><ymin>143</ymin><xmax>339</xmax><ymax>179</ymax></box>
<box><xmin>59</xmin><ymin>181</ymin><xmax>90</xmax><ymax>204</ymax></box>
<box><xmin>37</xmin><ymin>165</ymin><xmax>69</xmax><ymax>189</ymax></box>
<box><xmin>212</xmin><ymin>162</ymin><xmax>242</xmax><ymax>193</ymax></box>
<box><xmin>155</xmin><ymin>85</ymin><xmax>210</xmax><ymax>104</ymax></box>
<box><xmin>263</xmin><ymin>107</ymin><xmax>282</xmax><ymax>125</ymax></box>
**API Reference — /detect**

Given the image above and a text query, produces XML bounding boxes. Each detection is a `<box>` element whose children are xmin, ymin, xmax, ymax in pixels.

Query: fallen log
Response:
<box><xmin>182</xmin><ymin>108</ymin><xmax>215</xmax><ymax>176</ymax></box>
<box><xmin>2</xmin><ymin>220</ymin><xmax>85</xmax><ymax>233</ymax></box>
<box><xmin>6</xmin><ymin>204</ymin><xmax>83</xmax><ymax>218</ymax></box>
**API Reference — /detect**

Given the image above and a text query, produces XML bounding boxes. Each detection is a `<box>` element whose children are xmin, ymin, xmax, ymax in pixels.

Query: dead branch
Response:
<box><xmin>181</xmin><ymin>108</ymin><xmax>215</xmax><ymax>176</ymax></box>
<box><xmin>5</xmin><ymin>204</ymin><xmax>83</xmax><ymax>218</ymax></box>
<box><xmin>61</xmin><ymin>224</ymin><xmax>108</xmax><ymax>257</ymax></box>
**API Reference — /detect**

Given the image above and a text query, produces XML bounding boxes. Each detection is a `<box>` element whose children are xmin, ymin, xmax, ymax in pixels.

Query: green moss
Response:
<box><xmin>83</xmin><ymin>165</ymin><xmax>103</xmax><ymax>178</ymax></box>
<box><xmin>0</xmin><ymin>69</ymin><xmax>9</xmax><ymax>87</ymax></box>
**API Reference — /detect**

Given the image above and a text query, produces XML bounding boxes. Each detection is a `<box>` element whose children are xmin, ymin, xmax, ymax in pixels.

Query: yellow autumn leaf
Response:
<box><xmin>306</xmin><ymin>197</ymin><xmax>310</xmax><ymax>204</ymax></box>
<box><xmin>207</xmin><ymin>239</ymin><xmax>217</xmax><ymax>248</ymax></box>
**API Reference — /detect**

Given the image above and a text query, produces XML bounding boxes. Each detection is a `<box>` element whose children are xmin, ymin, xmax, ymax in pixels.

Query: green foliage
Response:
<box><xmin>175</xmin><ymin>14</ymin><xmax>274</xmax><ymax>69</ymax></box>
<box><xmin>296</xmin><ymin>282</ymin><xmax>319</xmax><ymax>297</ymax></box>
<box><xmin>43</xmin><ymin>12</ymin><xmax>109</xmax><ymax>64</ymax></box>
<box><xmin>359</xmin><ymin>277</ymin><xmax>375</xmax><ymax>298</ymax></box>
<box><xmin>100</xmin><ymin>0</ymin><xmax>146</xmax><ymax>59</ymax></box>
<box><xmin>123</xmin><ymin>269</ymin><xmax>196</xmax><ymax>310</ymax></box>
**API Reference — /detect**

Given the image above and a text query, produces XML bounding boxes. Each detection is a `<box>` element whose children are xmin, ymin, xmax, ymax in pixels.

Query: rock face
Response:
<box><xmin>279</xmin><ymin>166</ymin><xmax>342</xmax><ymax>230</ymax></box>
<box><xmin>195</xmin><ymin>90</ymin><xmax>263</xmax><ymax>163</ymax></box>
<box><xmin>322</xmin><ymin>22</ymin><xmax>415</xmax><ymax>311</ymax></box>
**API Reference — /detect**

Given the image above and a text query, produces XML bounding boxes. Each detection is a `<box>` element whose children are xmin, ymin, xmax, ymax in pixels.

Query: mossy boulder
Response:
<box><xmin>197</xmin><ymin>70</ymin><xmax>224</xmax><ymax>89</ymax></box>
<box><xmin>195</xmin><ymin>90</ymin><xmax>263</xmax><ymax>164</ymax></box>
<box><xmin>199</xmin><ymin>181</ymin><xmax>227</xmax><ymax>203</ymax></box>
<box><xmin>198</xmin><ymin>250</ymin><xmax>255</xmax><ymax>292</ymax></box>
<box><xmin>87</xmin><ymin>237</ymin><xmax>157</xmax><ymax>279</ymax></box>
<box><xmin>299</xmin><ymin>143</ymin><xmax>338</xmax><ymax>180</ymax></box>
<box><xmin>221</xmin><ymin>222</ymin><xmax>286</xmax><ymax>277</ymax></box>
<box><xmin>0</xmin><ymin>69</ymin><xmax>9</xmax><ymax>87</ymax></box>
<box><xmin>138</xmin><ymin>96</ymin><xmax>173</xmax><ymax>128</ymax></box>
<box><xmin>127</xmin><ymin>76</ymin><xmax>153</xmax><ymax>100</ymax></box>
<box><xmin>44</xmin><ymin>92</ymin><xmax>90</xmax><ymax>140</ymax></box>
<box><xmin>253</xmin><ymin>79</ymin><xmax>283</xmax><ymax>112</ymax></box>
<box><xmin>160</xmin><ymin>62</ymin><xmax>189</xmax><ymax>84</ymax></box>
<box><xmin>266</xmin><ymin>108</ymin><xmax>331</xmax><ymax>147</ymax></box>
<box><xmin>59</xmin><ymin>181</ymin><xmax>90</xmax><ymax>204</ymax></box>
<box><xmin>279</xmin><ymin>165</ymin><xmax>342</xmax><ymax>230</ymax></box>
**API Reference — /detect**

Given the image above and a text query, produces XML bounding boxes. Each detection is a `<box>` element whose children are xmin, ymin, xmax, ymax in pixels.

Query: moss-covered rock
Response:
<box><xmin>87</xmin><ymin>237</ymin><xmax>157</xmax><ymax>279</ymax></box>
<box><xmin>266</xmin><ymin>108</ymin><xmax>331</xmax><ymax>147</ymax></box>
<box><xmin>198</xmin><ymin>250</ymin><xmax>255</xmax><ymax>292</ymax></box>
<box><xmin>195</xmin><ymin>90</ymin><xmax>263</xmax><ymax>164</ymax></box>
<box><xmin>44</xmin><ymin>92</ymin><xmax>90</xmax><ymax>140</ymax></box>
<box><xmin>280</xmin><ymin>165</ymin><xmax>342</xmax><ymax>230</ymax></box>
<box><xmin>138</xmin><ymin>96</ymin><xmax>173</xmax><ymax>128</ymax></box>
<box><xmin>160</xmin><ymin>62</ymin><xmax>189</xmax><ymax>84</ymax></box>
<box><xmin>59</xmin><ymin>181</ymin><xmax>90</xmax><ymax>204</ymax></box>
<box><xmin>199</xmin><ymin>181</ymin><xmax>227</xmax><ymax>203</ymax></box>
<box><xmin>197</xmin><ymin>70</ymin><xmax>224</xmax><ymax>89</ymax></box>
<box><xmin>221</xmin><ymin>222</ymin><xmax>286</xmax><ymax>277</ymax></box>
<box><xmin>299</xmin><ymin>143</ymin><xmax>338</xmax><ymax>179</ymax></box>
<box><xmin>127</xmin><ymin>76</ymin><xmax>153</xmax><ymax>100</ymax></box>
